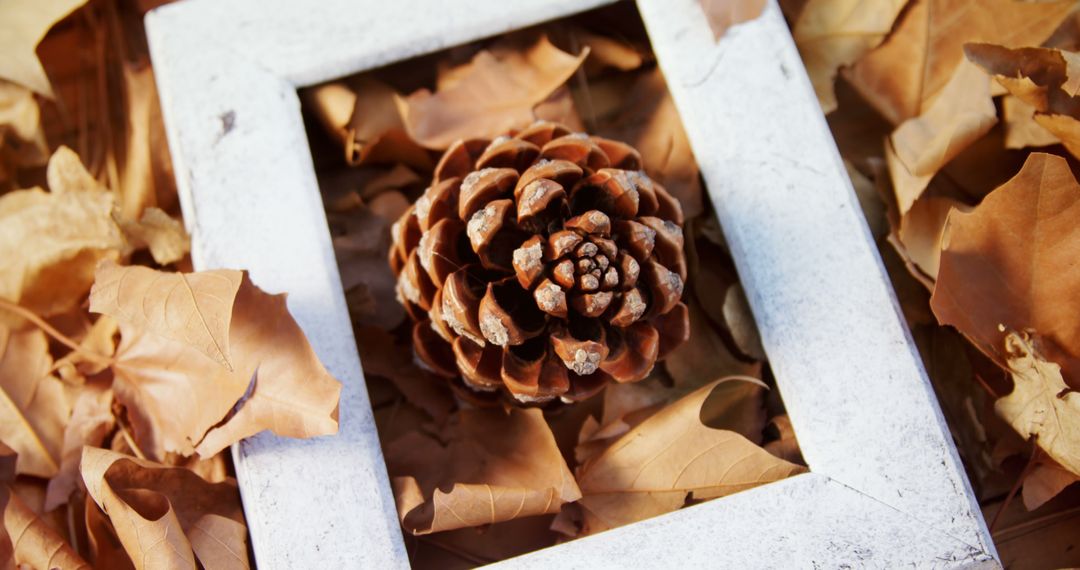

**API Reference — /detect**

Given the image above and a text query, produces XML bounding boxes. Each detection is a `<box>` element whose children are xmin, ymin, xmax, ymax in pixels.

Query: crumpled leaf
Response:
<box><xmin>888</xmin><ymin>58</ymin><xmax>997</xmax><ymax>214</ymax></box>
<box><xmin>44</xmin><ymin>380</ymin><xmax>115</xmax><ymax>510</ymax></box>
<box><xmin>0</xmin><ymin>324</ymin><xmax>70</xmax><ymax>478</ymax></box>
<box><xmin>965</xmin><ymin>42</ymin><xmax>1080</xmax><ymax>160</ymax></box>
<box><xmin>0</xmin><ymin>0</ymin><xmax>89</xmax><ymax>97</ymax></box>
<box><xmin>386</xmin><ymin>407</ymin><xmax>580</xmax><ymax>535</ymax></box>
<box><xmin>90</xmin><ymin>261</ymin><xmax>241</xmax><ymax>371</ymax></box>
<box><xmin>888</xmin><ymin>192</ymin><xmax>967</xmax><ymax>286</ymax></box>
<box><xmin>996</xmin><ymin>333</ymin><xmax>1080</xmax><ymax>478</ymax></box>
<box><xmin>931</xmin><ymin>153</ymin><xmax>1080</xmax><ymax>382</ymax></box>
<box><xmin>572</xmin><ymin>379</ymin><xmax>805</xmax><ymax>534</ymax></box>
<box><xmin>1002</xmin><ymin>95</ymin><xmax>1060</xmax><ymax>150</ymax></box>
<box><xmin>81</xmin><ymin>447</ymin><xmax>246</xmax><ymax>570</ymax></box>
<box><xmin>792</xmin><ymin>0</ymin><xmax>907</xmax><ymax>112</ymax></box>
<box><xmin>85</xmin><ymin>496</ymin><xmax>135</xmax><ymax>570</ymax></box>
<box><xmin>90</xmin><ymin>263</ymin><xmax>341</xmax><ymax>459</ymax></box>
<box><xmin>0</xmin><ymin>183</ymin><xmax>125</xmax><ymax>318</ymax></box>
<box><xmin>699</xmin><ymin>0</ymin><xmax>766</xmax><ymax>41</ymax></box>
<box><xmin>398</xmin><ymin>34</ymin><xmax>588</xmax><ymax>149</ymax></box>
<box><xmin>118</xmin><ymin>207</ymin><xmax>190</xmax><ymax>266</ymax></box>
<box><xmin>844</xmin><ymin>0</ymin><xmax>1072</xmax><ymax>125</ymax></box>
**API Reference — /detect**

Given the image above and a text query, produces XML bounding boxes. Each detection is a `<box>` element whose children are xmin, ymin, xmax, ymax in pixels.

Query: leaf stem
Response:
<box><xmin>117</xmin><ymin>422</ymin><xmax>147</xmax><ymax>460</ymax></box>
<box><xmin>0</xmin><ymin>297</ymin><xmax>116</xmax><ymax>368</ymax></box>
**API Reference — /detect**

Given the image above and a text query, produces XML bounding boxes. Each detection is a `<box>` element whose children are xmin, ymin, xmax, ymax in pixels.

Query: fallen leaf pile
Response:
<box><xmin>787</xmin><ymin>0</ymin><xmax>1080</xmax><ymax>565</ymax></box>
<box><xmin>0</xmin><ymin>1</ymin><xmax>342</xmax><ymax>567</ymax></box>
<box><xmin>301</xmin><ymin>3</ymin><xmax>800</xmax><ymax>565</ymax></box>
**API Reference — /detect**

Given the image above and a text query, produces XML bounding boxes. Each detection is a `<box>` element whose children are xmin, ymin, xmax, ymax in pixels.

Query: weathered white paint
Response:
<box><xmin>145</xmin><ymin>0</ymin><xmax>1000</xmax><ymax>567</ymax></box>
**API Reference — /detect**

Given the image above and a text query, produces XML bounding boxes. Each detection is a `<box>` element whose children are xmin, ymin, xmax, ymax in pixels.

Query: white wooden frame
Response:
<box><xmin>145</xmin><ymin>0</ymin><xmax>1000</xmax><ymax>567</ymax></box>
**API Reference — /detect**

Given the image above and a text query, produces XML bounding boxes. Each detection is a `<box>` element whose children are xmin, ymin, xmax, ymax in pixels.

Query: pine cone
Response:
<box><xmin>390</xmin><ymin>121</ymin><xmax>690</xmax><ymax>404</ymax></box>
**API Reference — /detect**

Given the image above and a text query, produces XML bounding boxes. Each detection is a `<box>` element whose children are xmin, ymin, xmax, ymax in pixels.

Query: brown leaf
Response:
<box><xmin>888</xmin><ymin>192</ymin><xmax>967</xmax><ymax>285</ymax></box>
<box><xmin>574</xmin><ymin>379</ymin><xmax>805</xmax><ymax>534</ymax></box>
<box><xmin>355</xmin><ymin>326</ymin><xmax>455</xmax><ymax>423</ymax></box>
<box><xmin>92</xmin><ymin>264</ymin><xmax>341</xmax><ymax>459</ymax></box>
<box><xmin>0</xmin><ymin>324</ymin><xmax>70</xmax><ymax>478</ymax></box>
<box><xmin>763</xmin><ymin>414</ymin><xmax>804</xmax><ymax>464</ymax></box>
<box><xmin>398</xmin><ymin>34</ymin><xmax>588</xmax><ymax>149</ymax></box>
<box><xmin>1002</xmin><ymin>95</ymin><xmax>1059</xmax><ymax>150</ymax></box>
<box><xmin>120</xmin><ymin>207</ymin><xmax>190</xmax><ymax>266</ymax></box>
<box><xmin>0</xmin><ymin>184</ymin><xmax>125</xmax><ymax>319</ymax></box>
<box><xmin>0</xmin><ymin>0</ymin><xmax>89</xmax><ymax>97</ymax></box>
<box><xmin>995</xmin><ymin>333</ymin><xmax>1080</xmax><ymax>478</ymax></box>
<box><xmin>187</xmin><ymin>514</ymin><xmax>250</xmax><ymax>570</ymax></box>
<box><xmin>386</xmin><ymin>407</ymin><xmax>580</xmax><ymax>534</ymax></box>
<box><xmin>792</xmin><ymin>0</ymin><xmax>908</xmax><ymax>112</ymax></box>
<box><xmin>117</xmin><ymin>62</ymin><xmax>176</xmax><ymax>221</ymax></box>
<box><xmin>5</xmin><ymin>491</ymin><xmax>89</xmax><ymax>569</ymax></box>
<box><xmin>90</xmin><ymin>261</ymin><xmax>242</xmax><ymax>371</ymax></box>
<box><xmin>81</xmin><ymin>447</ymin><xmax>246</xmax><ymax>570</ymax></box>
<box><xmin>0</xmin><ymin>80</ymin><xmax>49</xmax><ymax>173</ymax></box>
<box><xmin>664</xmin><ymin>298</ymin><xmax>761</xmax><ymax>389</ymax></box>
<box><xmin>85</xmin><ymin>497</ymin><xmax>134</xmax><ymax>570</ymax></box>
<box><xmin>699</xmin><ymin>0</ymin><xmax>766</xmax><ymax>41</ymax></box>
<box><xmin>721</xmin><ymin>283</ymin><xmax>765</xmax><ymax>361</ymax></box>
<box><xmin>45</xmin><ymin>380</ymin><xmax>115</xmax><ymax>511</ymax></box>
<box><xmin>888</xmin><ymin>58</ymin><xmax>997</xmax><ymax>213</ymax></box>
<box><xmin>845</xmin><ymin>0</ymin><xmax>1072</xmax><ymax>125</ymax></box>
<box><xmin>931</xmin><ymin>153</ymin><xmax>1080</xmax><ymax>381</ymax></box>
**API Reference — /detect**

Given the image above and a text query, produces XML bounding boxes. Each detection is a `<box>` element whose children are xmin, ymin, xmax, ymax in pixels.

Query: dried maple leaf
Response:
<box><xmin>386</xmin><ymin>407</ymin><xmax>580</xmax><ymax>535</ymax></box>
<box><xmin>844</xmin><ymin>0</ymin><xmax>1072</xmax><ymax>125</ymax></box>
<box><xmin>699</xmin><ymin>0</ymin><xmax>766</xmax><ymax>41</ymax></box>
<box><xmin>81</xmin><ymin>447</ymin><xmax>247</xmax><ymax>570</ymax></box>
<box><xmin>0</xmin><ymin>324</ymin><xmax>71</xmax><ymax>478</ymax></box>
<box><xmin>931</xmin><ymin>153</ymin><xmax>1080</xmax><ymax>383</ymax></box>
<box><xmin>90</xmin><ymin>263</ymin><xmax>341</xmax><ymax>459</ymax></box>
<box><xmin>573</xmin><ymin>378</ymin><xmax>805</xmax><ymax>535</ymax></box>
<box><xmin>90</xmin><ymin>262</ymin><xmax>241</xmax><ymax>370</ymax></box>
<box><xmin>888</xmin><ymin>58</ymin><xmax>997</xmax><ymax>214</ymax></box>
<box><xmin>0</xmin><ymin>0</ymin><xmax>89</xmax><ymax>97</ymax></box>
<box><xmin>397</xmin><ymin>34</ymin><xmax>589</xmax><ymax>149</ymax></box>
<box><xmin>997</xmin><ymin>333</ymin><xmax>1080</xmax><ymax>480</ymax></box>
<box><xmin>965</xmin><ymin>42</ymin><xmax>1080</xmax><ymax>160</ymax></box>
<box><xmin>792</xmin><ymin>0</ymin><xmax>907</xmax><ymax>112</ymax></box>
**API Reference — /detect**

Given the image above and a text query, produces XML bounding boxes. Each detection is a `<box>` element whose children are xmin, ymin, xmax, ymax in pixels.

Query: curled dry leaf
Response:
<box><xmin>0</xmin><ymin>0</ymin><xmax>89</xmax><ymax>97</ymax></box>
<box><xmin>90</xmin><ymin>263</ymin><xmax>341</xmax><ymax>459</ymax></box>
<box><xmin>44</xmin><ymin>380</ymin><xmax>115</xmax><ymax>511</ymax></box>
<box><xmin>888</xmin><ymin>58</ymin><xmax>997</xmax><ymax>214</ymax></box>
<box><xmin>965</xmin><ymin>42</ymin><xmax>1080</xmax><ymax>160</ymax></box>
<box><xmin>1002</xmin><ymin>95</ymin><xmax>1060</xmax><ymax>150</ymax></box>
<box><xmin>85</xmin><ymin>495</ymin><xmax>135</xmax><ymax>570</ymax></box>
<box><xmin>699</xmin><ymin>0</ymin><xmax>766</xmax><ymax>41</ymax></box>
<box><xmin>887</xmin><ymin>192</ymin><xmax>967</xmax><ymax>286</ymax></box>
<box><xmin>996</xmin><ymin>333</ymin><xmax>1080</xmax><ymax>478</ymax></box>
<box><xmin>398</xmin><ymin>34</ymin><xmax>589</xmax><ymax>149</ymax></box>
<box><xmin>931</xmin><ymin>153</ymin><xmax>1080</xmax><ymax>383</ymax></box>
<box><xmin>0</xmin><ymin>324</ymin><xmax>70</xmax><ymax>478</ymax></box>
<box><xmin>5</xmin><ymin>492</ymin><xmax>90</xmax><ymax>569</ymax></box>
<box><xmin>722</xmin><ymin>283</ymin><xmax>765</xmax><ymax>361</ymax></box>
<box><xmin>81</xmin><ymin>447</ymin><xmax>247</xmax><ymax>570</ymax></box>
<box><xmin>572</xmin><ymin>378</ymin><xmax>805</xmax><ymax>535</ymax></box>
<box><xmin>792</xmin><ymin>0</ymin><xmax>907</xmax><ymax>113</ymax></box>
<box><xmin>120</xmin><ymin>207</ymin><xmax>190</xmax><ymax>266</ymax></box>
<box><xmin>844</xmin><ymin>0</ymin><xmax>1072</xmax><ymax>125</ymax></box>
<box><xmin>386</xmin><ymin>407</ymin><xmax>580</xmax><ymax>535</ymax></box>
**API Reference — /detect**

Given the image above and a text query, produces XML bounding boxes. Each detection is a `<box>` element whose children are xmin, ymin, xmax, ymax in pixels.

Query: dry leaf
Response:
<box><xmin>5</xmin><ymin>491</ymin><xmax>89</xmax><ymax>569</ymax></box>
<box><xmin>386</xmin><ymin>407</ymin><xmax>580</xmax><ymax>535</ymax></box>
<box><xmin>92</xmin><ymin>263</ymin><xmax>340</xmax><ymax>459</ymax></box>
<box><xmin>1023</xmin><ymin>458</ymin><xmax>1080</xmax><ymax>511</ymax></box>
<box><xmin>574</xmin><ymin>379</ymin><xmax>805</xmax><ymax>534</ymax></box>
<box><xmin>664</xmin><ymin>299</ymin><xmax>761</xmax><ymax>389</ymax></box>
<box><xmin>888</xmin><ymin>58</ymin><xmax>997</xmax><ymax>214</ymax></box>
<box><xmin>699</xmin><ymin>0</ymin><xmax>766</xmax><ymax>41</ymax></box>
<box><xmin>888</xmin><ymin>193</ymin><xmax>967</xmax><ymax>285</ymax></box>
<box><xmin>354</xmin><ymin>326</ymin><xmax>455</xmax><ymax>423</ymax></box>
<box><xmin>845</xmin><ymin>0</ymin><xmax>1072</xmax><ymax>125</ymax></box>
<box><xmin>0</xmin><ymin>186</ymin><xmax>124</xmax><ymax>319</ymax></box>
<box><xmin>0</xmin><ymin>324</ymin><xmax>70</xmax><ymax>478</ymax></box>
<box><xmin>996</xmin><ymin>333</ymin><xmax>1080</xmax><ymax>478</ymax></box>
<box><xmin>81</xmin><ymin>447</ymin><xmax>246</xmax><ymax>570</ymax></box>
<box><xmin>187</xmin><ymin>514</ymin><xmax>250</xmax><ymax>570</ymax></box>
<box><xmin>0</xmin><ymin>0</ymin><xmax>89</xmax><ymax>97</ymax></box>
<box><xmin>1002</xmin><ymin>95</ymin><xmax>1060</xmax><ymax>150</ymax></box>
<box><xmin>90</xmin><ymin>261</ymin><xmax>241</xmax><ymax>371</ymax></box>
<box><xmin>117</xmin><ymin>62</ymin><xmax>175</xmax><ymax>221</ymax></box>
<box><xmin>44</xmin><ymin>380</ymin><xmax>115</xmax><ymax>511</ymax></box>
<box><xmin>721</xmin><ymin>283</ymin><xmax>765</xmax><ymax>361</ymax></box>
<box><xmin>85</xmin><ymin>497</ymin><xmax>134</xmax><ymax>570</ymax></box>
<box><xmin>931</xmin><ymin>153</ymin><xmax>1080</xmax><ymax>381</ymax></box>
<box><xmin>119</xmin><ymin>207</ymin><xmax>190</xmax><ymax>266</ymax></box>
<box><xmin>792</xmin><ymin>0</ymin><xmax>907</xmax><ymax>112</ymax></box>
<box><xmin>763</xmin><ymin>414</ymin><xmax>803</xmax><ymax>464</ymax></box>
<box><xmin>398</xmin><ymin>34</ymin><xmax>588</xmax><ymax>149</ymax></box>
